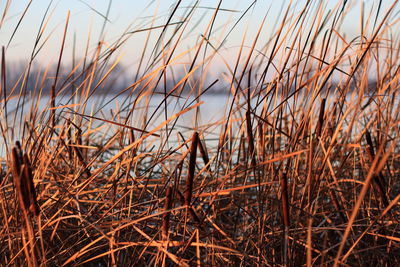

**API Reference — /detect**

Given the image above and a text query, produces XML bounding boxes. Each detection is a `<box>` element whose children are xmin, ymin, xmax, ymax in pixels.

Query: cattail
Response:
<box><xmin>19</xmin><ymin>164</ymin><xmax>31</xmax><ymax>213</ymax></box>
<box><xmin>11</xmin><ymin>147</ymin><xmax>22</xmax><ymax>181</ymax></box>
<box><xmin>11</xmin><ymin>147</ymin><xmax>25</xmax><ymax>213</ymax></box>
<box><xmin>11</xmin><ymin>143</ymin><xmax>40</xmax><ymax>217</ymax></box>
<box><xmin>51</xmin><ymin>11</ymin><xmax>70</xmax><ymax>128</ymax></box>
<box><xmin>365</xmin><ymin>130</ymin><xmax>389</xmax><ymax>207</ymax></box>
<box><xmin>315</xmin><ymin>98</ymin><xmax>326</xmax><ymax>137</ymax></box>
<box><xmin>22</xmin><ymin>154</ymin><xmax>40</xmax><ymax>216</ymax></box>
<box><xmin>1</xmin><ymin>46</ymin><xmax>7</xmax><ymax>124</ymax></box>
<box><xmin>197</xmin><ymin>137</ymin><xmax>210</xmax><ymax>170</ymax></box>
<box><xmin>185</xmin><ymin>132</ymin><xmax>199</xmax><ymax>207</ymax></box>
<box><xmin>365</xmin><ymin>130</ymin><xmax>376</xmax><ymax>160</ymax></box>
<box><xmin>182</xmin><ymin>132</ymin><xmax>203</xmax><ymax>227</ymax></box>
<box><xmin>257</xmin><ymin>122</ymin><xmax>264</xmax><ymax>161</ymax></box>
<box><xmin>162</xmin><ymin>186</ymin><xmax>173</xmax><ymax>240</ymax></box>
<box><xmin>281</xmin><ymin>172</ymin><xmax>290</xmax><ymax>266</ymax></box>
<box><xmin>11</xmin><ymin>143</ymin><xmax>39</xmax><ymax>266</ymax></box>
<box><xmin>73</xmin><ymin>145</ymin><xmax>92</xmax><ymax>178</ymax></box>
<box><xmin>239</xmin><ymin>133</ymin><xmax>246</xmax><ymax>162</ymax></box>
<box><xmin>66</xmin><ymin>120</ymin><xmax>73</xmax><ymax>160</ymax></box>
<box><xmin>129</xmin><ymin>129</ymin><xmax>138</xmax><ymax>158</ymax></box>
<box><xmin>280</xmin><ymin>172</ymin><xmax>290</xmax><ymax>228</ymax></box>
<box><xmin>246</xmin><ymin>110</ymin><xmax>256</xmax><ymax>167</ymax></box>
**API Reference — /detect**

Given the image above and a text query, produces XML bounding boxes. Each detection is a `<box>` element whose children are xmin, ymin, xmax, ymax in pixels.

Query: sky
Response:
<box><xmin>0</xmin><ymin>0</ymin><xmax>398</xmax><ymax>74</ymax></box>
<box><xmin>2</xmin><ymin>1</ymin><xmax>257</xmax><ymax>62</ymax></box>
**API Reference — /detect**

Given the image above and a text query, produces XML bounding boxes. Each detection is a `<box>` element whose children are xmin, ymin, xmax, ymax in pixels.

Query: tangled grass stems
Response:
<box><xmin>0</xmin><ymin>0</ymin><xmax>400</xmax><ymax>266</ymax></box>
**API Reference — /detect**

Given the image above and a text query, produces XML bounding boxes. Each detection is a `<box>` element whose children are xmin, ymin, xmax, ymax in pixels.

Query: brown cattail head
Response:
<box><xmin>11</xmin><ymin>148</ymin><xmax>25</xmax><ymax>215</ymax></box>
<box><xmin>11</xmin><ymin>142</ymin><xmax>40</xmax><ymax>217</ymax></box>
<box><xmin>365</xmin><ymin>130</ymin><xmax>376</xmax><ymax>160</ymax></box>
<box><xmin>11</xmin><ymin>147</ymin><xmax>22</xmax><ymax>180</ymax></box>
<box><xmin>197</xmin><ymin>136</ymin><xmax>210</xmax><ymax>170</ymax></box>
<box><xmin>185</xmin><ymin>132</ymin><xmax>199</xmax><ymax>207</ymax></box>
<box><xmin>162</xmin><ymin>186</ymin><xmax>173</xmax><ymax>240</ymax></box>
<box><xmin>280</xmin><ymin>172</ymin><xmax>290</xmax><ymax>227</ymax></box>
<box><xmin>315</xmin><ymin>98</ymin><xmax>326</xmax><ymax>138</ymax></box>
<box><xmin>22</xmin><ymin>154</ymin><xmax>40</xmax><ymax>216</ymax></box>
<box><xmin>246</xmin><ymin>110</ymin><xmax>256</xmax><ymax>166</ymax></box>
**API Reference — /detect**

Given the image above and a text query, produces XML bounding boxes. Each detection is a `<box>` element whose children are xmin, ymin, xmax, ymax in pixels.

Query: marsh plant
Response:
<box><xmin>0</xmin><ymin>0</ymin><xmax>399</xmax><ymax>266</ymax></box>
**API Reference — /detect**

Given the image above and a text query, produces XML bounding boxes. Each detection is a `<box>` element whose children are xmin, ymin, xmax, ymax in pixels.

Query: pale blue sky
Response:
<box><xmin>1</xmin><ymin>0</ymin><xmax>397</xmax><ymax>71</ymax></box>
<box><xmin>3</xmin><ymin>1</ymin><xmax>255</xmax><ymax>62</ymax></box>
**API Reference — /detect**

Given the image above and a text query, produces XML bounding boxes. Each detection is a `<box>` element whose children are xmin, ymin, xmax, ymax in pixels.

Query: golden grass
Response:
<box><xmin>0</xmin><ymin>0</ymin><xmax>400</xmax><ymax>266</ymax></box>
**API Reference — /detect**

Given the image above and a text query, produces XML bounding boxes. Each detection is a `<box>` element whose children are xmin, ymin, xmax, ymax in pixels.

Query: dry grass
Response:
<box><xmin>1</xmin><ymin>0</ymin><xmax>400</xmax><ymax>266</ymax></box>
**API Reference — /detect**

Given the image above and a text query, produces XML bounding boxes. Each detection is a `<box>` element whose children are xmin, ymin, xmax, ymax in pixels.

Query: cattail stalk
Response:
<box><xmin>50</xmin><ymin>11</ymin><xmax>70</xmax><ymax>128</ymax></box>
<box><xmin>197</xmin><ymin>137</ymin><xmax>210</xmax><ymax>171</ymax></box>
<box><xmin>185</xmin><ymin>132</ymin><xmax>199</xmax><ymax>207</ymax></box>
<box><xmin>281</xmin><ymin>172</ymin><xmax>290</xmax><ymax>266</ymax></box>
<box><xmin>245</xmin><ymin>110</ymin><xmax>256</xmax><ymax>167</ymax></box>
<box><xmin>315</xmin><ymin>98</ymin><xmax>326</xmax><ymax>138</ymax></box>
<box><xmin>11</xmin><ymin>142</ymin><xmax>39</xmax><ymax>266</ymax></box>
<box><xmin>162</xmin><ymin>186</ymin><xmax>173</xmax><ymax>240</ymax></box>
<box><xmin>365</xmin><ymin>130</ymin><xmax>389</xmax><ymax>207</ymax></box>
<box><xmin>22</xmin><ymin>154</ymin><xmax>40</xmax><ymax>216</ymax></box>
<box><xmin>1</xmin><ymin>46</ymin><xmax>7</xmax><ymax>126</ymax></box>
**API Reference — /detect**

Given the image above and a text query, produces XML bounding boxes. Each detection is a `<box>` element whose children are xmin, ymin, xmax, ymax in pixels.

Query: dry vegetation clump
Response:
<box><xmin>0</xmin><ymin>0</ymin><xmax>400</xmax><ymax>266</ymax></box>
